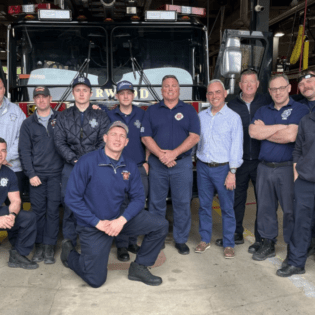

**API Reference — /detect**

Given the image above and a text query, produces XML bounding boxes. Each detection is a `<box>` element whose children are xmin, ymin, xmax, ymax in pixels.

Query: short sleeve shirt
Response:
<box><xmin>0</xmin><ymin>165</ymin><xmax>19</xmax><ymax>205</ymax></box>
<box><xmin>140</xmin><ymin>100</ymin><xmax>200</xmax><ymax>158</ymax></box>
<box><xmin>251</xmin><ymin>98</ymin><xmax>309</xmax><ymax>162</ymax></box>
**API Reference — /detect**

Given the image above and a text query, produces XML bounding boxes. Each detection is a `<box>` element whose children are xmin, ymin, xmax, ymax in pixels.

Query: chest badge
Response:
<box><xmin>0</xmin><ymin>178</ymin><xmax>9</xmax><ymax>187</ymax></box>
<box><xmin>89</xmin><ymin>118</ymin><xmax>98</xmax><ymax>128</ymax></box>
<box><xmin>281</xmin><ymin>109</ymin><xmax>293</xmax><ymax>120</ymax></box>
<box><xmin>121</xmin><ymin>170</ymin><xmax>131</xmax><ymax>180</ymax></box>
<box><xmin>175</xmin><ymin>112</ymin><xmax>184</xmax><ymax>121</ymax></box>
<box><xmin>50</xmin><ymin>119</ymin><xmax>57</xmax><ymax>128</ymax></box>
<box><xmin>134</xmin><ymin>119</ymin><xmax>141</xmax><ymax>128</ymax></box>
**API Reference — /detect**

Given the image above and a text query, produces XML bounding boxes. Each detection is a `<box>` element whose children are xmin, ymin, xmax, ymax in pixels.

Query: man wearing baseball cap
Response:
<box><xmin>19</xmin><ymin>86</ymin><xmax>64</xmax><ymax>264</ymax></box>
<box><xmin>61</xmin><ymin>121</ymin><xmax>168</xmax><ymax>288</ymax></box>
<box><xmin>97</xmin><ymin>80</ymin><xmax>149</xmax><ymax>262</ymax></box>
<box><xmin>54</xmin><ymin>76</ymin><xmax>110</xmax><ymax>247</ymax></box>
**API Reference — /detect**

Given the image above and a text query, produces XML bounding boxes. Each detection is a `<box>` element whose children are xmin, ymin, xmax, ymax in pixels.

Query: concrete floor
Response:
<box><xmin>0</xmin><ymin>185</ymin><xmax>315</xmax><ymax>315</ymax></box>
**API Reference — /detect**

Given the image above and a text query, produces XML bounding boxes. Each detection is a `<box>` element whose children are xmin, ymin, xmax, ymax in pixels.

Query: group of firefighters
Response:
<box><xmin>0</xmin><ymin>68</ymin><xmax>315</xmax><ymax>287</ymax></box>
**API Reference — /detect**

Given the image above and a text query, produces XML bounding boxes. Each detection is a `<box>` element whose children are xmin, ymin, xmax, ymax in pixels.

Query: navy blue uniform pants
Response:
<box><xmin>234</xmin><ymin>159</ymin><xmax>261</xmax><ymax>242</ymax></box>
<box><xmin>256</xmin><ymin>163</ymin><xmax>294</xmax><ymax>244</ymax></box>
<box><xmin>148</xmin><ymin>155</ymin><xmax>193</xmax><ymax>244</ymax></box>
<box><xmin>61</xmin><ymin>163</ymin><xmax>77</xmax><ymax>246</ymax></box>
<box><xmin>288</xmin><ymin>178</ymin><xmax>315</xmax><ymax>268</ymax></box>
<box><xmin>116</xmin><ymin>165</ymin><xmax>149</xmax><ymax>248</ymax></box>
<box><xmin>197</xmin><ymin>161</ymin><xmax>236</xmax><ymax>248</ymax></box>
<box><xmin>0</xmin><ymin>206</ymin><xmax>37</xmax><ymax>256</ymax></box>
<box><xmin>29</xmin><ymin>173</ymin><xmax>61</xmax><ymax>245</ymax></box>
<box><xmin>68</xmin><ymin>210</ymin><xmax>168</xmax><ymax>288</ymax></box>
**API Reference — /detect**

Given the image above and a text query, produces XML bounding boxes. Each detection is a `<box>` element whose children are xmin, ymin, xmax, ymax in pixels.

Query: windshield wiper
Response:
<box><xmin>128</xmin><ymin>40</ymin><xmax>161</xmax><ymax>102</ymax></box>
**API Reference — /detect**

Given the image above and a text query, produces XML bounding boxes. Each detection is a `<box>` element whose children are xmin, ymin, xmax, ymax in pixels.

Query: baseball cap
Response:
<box><xmin>33</xmin><ymin>86</ymin><xmax>50</xmax><ymax>97</ymax></box>
<box><xmin>107</xmin><ymin>121</ymin><xmax>129</xmax><ymax>135</ymax></box>
<box><xmin>116</xmin><ymin>80</ymin><xmax>134</xmax><ymax>93</ymax></box>
<box><xmin>73</xmin><ymin>77</ymin><xmax>92</xmax><ymax>89</ymax></box>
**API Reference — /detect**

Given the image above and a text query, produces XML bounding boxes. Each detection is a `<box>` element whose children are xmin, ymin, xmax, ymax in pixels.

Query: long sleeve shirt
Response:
<box><xmin>196</xmin><ymin>104</ymin><xmax>243</xmax><ymax>169</ymax></box>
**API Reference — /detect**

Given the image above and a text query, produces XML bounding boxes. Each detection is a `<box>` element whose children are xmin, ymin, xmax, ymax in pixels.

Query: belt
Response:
<box><xmin>261</xmin><ymin>161</ymin><xmax>293</xmax><ymax>168</ymax></box>
<box><xmin>200</xmin><ymin>160</ymin><xmax>229</xmax><ymax>168</ymax></box>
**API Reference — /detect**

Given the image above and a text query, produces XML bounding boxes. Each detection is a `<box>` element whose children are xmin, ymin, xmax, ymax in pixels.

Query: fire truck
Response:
<box><xmin>5</xmin><ymin>1</ymin><xmax>209</xmax><ymax>116</ymax></box>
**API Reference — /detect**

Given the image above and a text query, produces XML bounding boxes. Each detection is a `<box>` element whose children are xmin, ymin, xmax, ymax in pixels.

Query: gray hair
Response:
<box><xmin>207</xmin><ymin>79</ymin><xmax>225</xmax><ymax>91</ymax></box>
<box><xmin>162</xmin><ymin>75</ymin><xmax>179</xmax><ymax>84</ymax></box>
<box><xmin>268</xmin><ymin>73</ymin><xmax>289</xmax><ymax>87</ymax></box>
<box><xmin>240</xmin><ymin>70</ymin><xmax>258</xmax><ymax>81</ymax></box>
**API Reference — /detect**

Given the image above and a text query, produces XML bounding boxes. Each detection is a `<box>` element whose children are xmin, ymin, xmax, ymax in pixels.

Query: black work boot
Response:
<box><xmin>44</xmin><ymin>244</ymin><xmax>55</xmax><ymax>264</ymax></box>
<box><xmin>281</xmin><ymin>244</ymin><xmax>290</xmax><ymax>268</ymax></box>
<box><xmin>9</xmin><ymin>249</ymin><xmax>39</xmax><ymax>269</ymax></box>
<box><xmin>128</xmin><ymin>262</ymin><xmax>162</xmax><ymax>286</ymax></box>
<box><xmin>60</xmin><ymin>239</ymin><xmax>74</xmax><ymax>268</ymax></box>
<box><xmin>252</xmin><ymin>239</ymin><xmax>276</xmax><ymax>261</ymax></box>
<box><xmin>117</xmin><ymin>248</ymin><xmax>130</xmax><ymax>262</ymax></box>
<box><xmin>32</xmin><ymin>243</ymin><xmax>44</xmax><ymax>262</ymax></box>
<box><xmin>248</xmin><ymin>242</ymin><xmax>261</xmax><ymax>254</ymax></box>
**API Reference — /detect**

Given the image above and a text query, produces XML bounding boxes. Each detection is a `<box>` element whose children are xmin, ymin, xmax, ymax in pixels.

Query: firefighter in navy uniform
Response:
<box><xmin>19</xmin><ymin>87</ymin><xmax>63</xmax><ymax>264</ymax></box>
<box><xmin>61</xmin><ymin>121</ymin><xmax>168</xmax><ymax>288</ymax></box>
<box><xmin>95</xmin><ymin>80</ymin><xmax>149</xmax><ymax>262</ymax></box>
<box><xmin>0</xmin><ymin>137</ymin><xmax>37</xmax><ymax>269</ymax></box>
<box><xmin>54</xmin><ymin>77</ymin><xmax>110</xmax><ymax>247</ymax></box>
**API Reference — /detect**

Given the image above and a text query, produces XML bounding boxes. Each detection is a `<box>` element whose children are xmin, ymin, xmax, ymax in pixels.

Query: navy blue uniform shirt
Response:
<box><xmin>65</xmin><ymin>148</ymin><xmax>145</xmax><ymax>228</ymax></box>
<box><xmin>0</xmin><ymin>165</ymin><xmax>19</xmax><ymax>205</ymax></box>
<box><xmin>140</xmin><ymin>100</ymin><xmax>200</xmax><ymax>158</ymax></box>
<box><xmin>105</xmin><ymin>105</ymin><xmax>146</xmax><ymax>166</ymax></box>
<box><xmin>251</xmin><ymin>98</ymin><xmax>309</xmax><ymax>163</ymax></box>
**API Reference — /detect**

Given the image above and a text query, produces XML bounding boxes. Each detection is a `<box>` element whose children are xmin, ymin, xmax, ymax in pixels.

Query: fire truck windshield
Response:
<box><xmin>8</xmin><ymin>23</ymin><xmax>207</xmax><ymax>102</ymax></box>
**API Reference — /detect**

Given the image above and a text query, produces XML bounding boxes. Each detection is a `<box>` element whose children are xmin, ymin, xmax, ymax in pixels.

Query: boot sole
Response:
<box><xmin>8</xmin><ymin>262</ymin><xmax>39</xmax><ymax>270</ymax></box>
<box><xmin>252</xmin><ymin>252</ymin><xmax>276</xmax><ymax>261</ymax></box>
<box><xmin>276</xmin><ymin>269</ymin><xmax>305</xmax><ymax>277</ymax></box>
<box><xmin>44</xmin><ymin>259</ymin><xmax>56</xmax><ymax>264</ymax></box>
<box><xmin>128</xmin><ymin>275</ymin><xmax>162</xmax><ymax>286</ymax></box>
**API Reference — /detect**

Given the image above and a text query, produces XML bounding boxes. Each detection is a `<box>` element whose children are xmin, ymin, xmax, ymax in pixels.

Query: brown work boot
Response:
<box><xmin>224</xmin><ymin>247</ymin><xmax>235</xmax><ymax>259</ymax></box>
<box><xmin>195</xmin><ymin>241</ymin><xmax>210</xmax><ymax>253</ymax></box>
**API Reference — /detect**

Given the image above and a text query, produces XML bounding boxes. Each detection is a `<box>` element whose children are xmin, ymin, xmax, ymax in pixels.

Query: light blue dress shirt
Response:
<box><xmin>196</xmin><ymin>104</ymin><xmax>243</xmax><ymax>169</ymax></box>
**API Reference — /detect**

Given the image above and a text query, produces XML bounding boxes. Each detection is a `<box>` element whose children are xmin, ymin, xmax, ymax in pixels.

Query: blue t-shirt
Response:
<box><xmin>105</xmin><ymin>105</ymin><xmax>146</xmax><ymax>166</ymax></box>
<box><xmin>140</xmin><ymin>100</ymin><xmax>200</xmax><ymax>158</ymax></box>
<box><xmin>251</xmin><ymin>98</ymin><xmax>309</xmax><ymax>163</ymax></box>
<box><xmin>0</xmin><ymin>165</ymin><xmax>19</xmax><ymax>205</ymax></box>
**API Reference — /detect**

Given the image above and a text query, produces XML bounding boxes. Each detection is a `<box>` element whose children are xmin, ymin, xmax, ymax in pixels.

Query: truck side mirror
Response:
<box><xmin>220</xmin><ymin>37</ymin><xmax>242</xmax><ymax>94</ymax></box>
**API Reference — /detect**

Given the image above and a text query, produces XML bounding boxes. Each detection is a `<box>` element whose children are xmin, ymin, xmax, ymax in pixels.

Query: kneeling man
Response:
<box><xmin>0</xmin><ymin>137</ymin><xmax>37</xmax><ymax>269</ymax></box>
<box><xmin>62</xmin><ymin>121</ymin><xmax>168</xmax><ymax>288</ymax></box>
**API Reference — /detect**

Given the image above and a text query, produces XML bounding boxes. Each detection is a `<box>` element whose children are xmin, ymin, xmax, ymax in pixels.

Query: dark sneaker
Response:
<box><xmin>60</xmin><ymin>239</ymin><xmax>74</xmax><ymax>268</ymax></box>
<box><xmin>175</xmin><ymin>243</ymin><xmax>190</xmax><ymax>255</ymax></box>
<box><xmin>281</xmin><ymin>244</ymin><xmax>290</xmax><ymax>269</ymax></box>
<box><xmin>128</xmin><ymin>262</ymin><xmax>162</xmax><ymax>286</ymax></box>
<box><xmin>32</xmin><ymin>243</ymin><xmax>44</xmax><ymax>262</ymax></box>
<box><xmin>44</xmin><ymin>244</ymin><xmax>55</xmax><ymax>264</ymax></box>
<box><xmin>252</xmin><ymin>239</ymin><xmax>275</xmax><ymax>261</ymax></box>
<box><xmin>9</xmin><ymin>249</ymin><xmax>39</xmax><ymax>270</ymax></box>
<box><xmin>248</xmin><ymin>242</ymin><xmax>261</xmax><ymax>254</ymax></box>
<box><xmin>117</xmin><ymin>247</ymin><xmax>130</xmax><ymax>262</ymax></box>
<box><xmin>276</xmin><ymin>265</ymin><xmax>305</xmax><ymax>277</ymax></box>
<box><xmin>127</xmin><ymin>244</ymin><xmax>140</xmax><ymax>254</ymax></box>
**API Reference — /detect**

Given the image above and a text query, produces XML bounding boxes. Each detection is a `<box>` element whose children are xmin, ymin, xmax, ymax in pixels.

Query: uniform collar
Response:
<box><xmin>159</xmin><ymin>99</ymin><xmax>184</xmax><ymax>109</ymax></box>
<box><xmin>114</xmin><ymin>105</ymin><xmax>135</xmax><ymax>118</ymax></box>
<box><xmin>98</xmin><ymin>148</ymin><xmax>126</xmax><ymax>167</ymax></box>
<box><xmin>268</xmin><ymin>97</ymin><xmax>294</xmax><ymax>110</ymax></box>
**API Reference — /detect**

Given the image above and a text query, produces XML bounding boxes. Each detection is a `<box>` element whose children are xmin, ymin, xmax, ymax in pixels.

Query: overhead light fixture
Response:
<box><xmin>274</xmin><ymin>31</ymin><xmax>285</xmax><ymax>37</ymax></box>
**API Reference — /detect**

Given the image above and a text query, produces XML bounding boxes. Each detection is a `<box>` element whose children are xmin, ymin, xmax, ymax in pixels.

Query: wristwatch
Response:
<box><xmin>230</xmin><ymin>168</ymin><xmax>237</xmax><ymax>174</ymax></box>
<box><xmin>9</xmin><ymin>212</ymin><xmax>17</xmax><ymax>217</ymax></box>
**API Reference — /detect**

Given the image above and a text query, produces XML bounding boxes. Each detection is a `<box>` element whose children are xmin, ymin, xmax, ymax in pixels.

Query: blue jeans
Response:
<box><xmin>148</xmin><ymin>155</ymin><xmax>193</xmax><ymax>244</ymax></box>
<box><xmin>197</xmin><ymin>160</ymin><xmax>235</xmax><ymax>248</ymax></box>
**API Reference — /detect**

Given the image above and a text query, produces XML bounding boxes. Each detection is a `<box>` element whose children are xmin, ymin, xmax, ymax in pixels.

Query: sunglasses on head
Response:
<box><xmin>298</xmin><ymin>73</ymin><xmax>315</xmax><ymax>83</ymax></box>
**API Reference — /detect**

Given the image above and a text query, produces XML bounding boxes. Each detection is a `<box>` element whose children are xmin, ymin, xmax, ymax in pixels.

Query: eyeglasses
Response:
<box><xmin>241</xmin><ymin>68</ymin><xmax>258</xmax><ymax>75</ymax></box>
<box><xmin>268</xmin><ymin>84</ymin><xmax>289</xmax><ymax>93</ymax></box>
<box><xmin>298</xmin><ymin>74</ymin><xmax>315</xmax><ymax>83</ymax></box>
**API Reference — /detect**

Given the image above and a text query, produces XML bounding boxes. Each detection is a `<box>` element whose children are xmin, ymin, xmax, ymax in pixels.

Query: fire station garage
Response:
<box><xmin>1</xmin><ymin>0</ymin><xmax>315</xmax><ymax>314</ymax></box>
